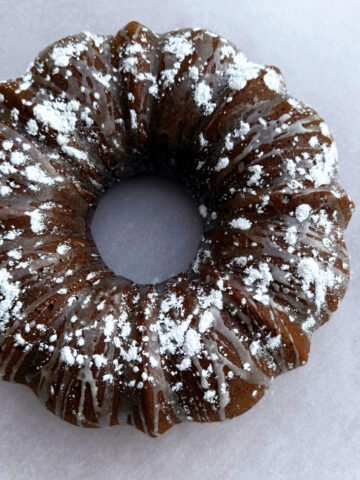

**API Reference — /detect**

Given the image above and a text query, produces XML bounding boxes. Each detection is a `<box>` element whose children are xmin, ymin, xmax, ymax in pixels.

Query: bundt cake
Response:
<box><xmin>0</xmin><ymin>21</ymin><xmax>354</xmax><ymax>436</ymax></box>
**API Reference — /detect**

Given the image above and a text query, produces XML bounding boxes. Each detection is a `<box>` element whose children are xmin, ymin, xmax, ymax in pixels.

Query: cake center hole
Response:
<box><xmin>90</xmin><ymin>174</ymin><xmax>203</xmax><ymax>284</ymax></box>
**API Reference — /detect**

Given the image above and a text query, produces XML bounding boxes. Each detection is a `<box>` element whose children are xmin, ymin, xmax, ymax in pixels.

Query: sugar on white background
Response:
<box><xmin>0</xmin><ymin>1</ymin><xmax>359</xmax><ymax>479</ymax></box>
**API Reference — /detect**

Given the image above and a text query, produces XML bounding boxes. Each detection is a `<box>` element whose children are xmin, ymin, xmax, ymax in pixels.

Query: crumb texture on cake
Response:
<box><xmin>0</xmin><ymin>21</ymin><xmax>354</xmax><ymax>436</ymax></box>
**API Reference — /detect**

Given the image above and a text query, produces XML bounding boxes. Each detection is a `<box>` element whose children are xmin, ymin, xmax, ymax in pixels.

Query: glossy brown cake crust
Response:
<box><xmin>0</xmin><ymin>21</ymin><xmax>354</xmax><ymax>436</ymax></box>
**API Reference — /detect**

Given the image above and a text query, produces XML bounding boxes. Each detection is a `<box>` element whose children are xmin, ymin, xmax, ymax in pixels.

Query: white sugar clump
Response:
<box><xmin>16</xmin><ymin>73</ymin><xmax>33</xmax><ymax>92</ymax></box>
<box><xmin>160</xmin><ymin>69</ymin><xmax>177</xmax><ymax>87</ymax></box>
<box><xmin>302</xmin><ymin>315</ymin><xmax>316</xmax><ymax>334</ymax></box>
<box><xmin>233</xmin><ymin>256</ymin><xmax>249</xmax><ymax>267</ymax></box>
<box><xmin>97</xmin><ymin>300</ymin><xmax>105</xmax><ymax>311</ymax></box>
<box><xmin>263</xmin><ymin>68</ymin><xmax>285</xmax><ymax>94</ymax></box>
<box><xmin>80</xmin><ymin>107</ymin><xmax>93</xmax><ymax>127</ymax></box>
<box><xmin>24</xmin><ymin>165</ymin><xmax>56</xmax><ymax>185</ymax></box>
<box><xmin>103</xmin><ymin>314</ymin><xmax>115</xmax><ymax>341</ymax></box>
<box><xmin>92</xmin><ymin>72</ymin><xmax>112</xmax><ymax>89</ymax></box>
<box><xmin>214</xmin><ymin>156</ymin><xmax>229</xmax><ymax>172</ymax></box>
<box><xmin>2</xmin><ymin>140</ymin><xmax>13</xmax><ymax>151</ymax></box>
<box><xmin>296</xmin><ymin>204</ymin><xmax>312</xmax><ymax>222</ymax></box>
<box><xmin>199</xmin><ymin>133</ymin><xmax>208</xmax><ymax>148</ymax></box>
<box><xmin>285</xmin><ymin>226</ymin><xmax>298</xmax><ymax>246</ymax></box>
<box><xmin>125</xmin><ymin>42</ymin><xmax>143</xmax><ymax>56</ymax></box>
<box><xmin>204</xmin><ymin>389</ymin><xmax>217</xmax><ymax>403</ymax></box>
<box><xmin>26</xmin><ymin>119</ymin><xmax>39</xmax><ymax>136</ymax></box>
<box><xmin>244</xmin><ymin>262</ymin><xmax>273</xmax><ymax>305</ymax></box>
<box><xmin>0</xmin><ymin>268</ymin><xmax>22</xmax><ymax>327</ymax></box>
<box><xmin>319</xmin><ymin>122</ymin><xmax>331</xmax><ymax>138</ymax></box>
<box><xmin>129</xmin><ymin>109</ymin><xmax>138</xmax><ymax>129</ymax></box>
<box><xmin>198</xmin><ymin>288</ymin><xmax>223</xmax><ymax>310</ymax></box>
<box><xmin>156</xmin><ymin>318</ymin><xmax>190</xmax><ymax>356</ymax></box>
<box><xmin>33</xmin><ymin>99</ymin><xmax>80</xmax><ymax>133</ymax></box>
<box><xmin>199</xmin><ymin>205</ymin><xmax>207</xmax><ymax>218</ymax></box>
<box><xmin>239</xmin><ymin>121</ymin><xmax>250</xmax><ymax>136</ymax></box>
<box><xmin>188</xmin><ymin>65</ymin><xmax>199</xmax><ymax>81</ymax></box>
<box><xmin>11</xmin><ymin>108</ymin><xmax>19</xmax><ymax>122</ymax></box>
<box><xmin>25</xmin><ymin>209</ymin><xmax>45</xmax><ymax>233</ymax></box>
<box><xmin>149</xmin><ymin>356</ymin><xmax>159</xmax><ymax>368</ymax></box>
<box><xmin>120</xmin><ymin>343</ymin><xmax>139</xmax><ymax>363</ymax></box>
<box><xmin>297</xmin><ymin>257</ymin><xmax>336</xmax><ymax>311</ymax></box>
<box><xmin>285</xmin><ymin>158</ymin><xmax>296</xmax><ymax>177</ymax></box>
<box><xmin>154</xmin><ymin>289</ymin><xmax>223</xmax><ymax>364</ymax></box>
<box><xmin>93</xmin><ymin>354</ymin><xmax>107</xmax><ymax>368</ymax></box>
<box><xmin>14</xmin><ymin>333</ymin><xmax>26</xmax><ymax>347</ymax></box>
<box><xmin>249</xmin><ymin>339</ymin><xmax>261</xmax><ymax>357</ymax></box>
<box><xmin>148</xmin><ymin>83</ymin><xmax>159</xmax><ymax>97</ymax></box>
<box><xmin>225</xmin><ymin>121</ymin><xmax>250</xmax><ymax>147</ymax></box>
<box><xmin>308</xmin><ymin>136</ymin><xmax>319</xmax><ymax>147</ymax></box>
<box><xmin>267</xmin><ymin>335</ymin><xmax>282</xmax><ymax>350</ymax></box>
<box><xmin>224</xmin><ymin>133</ymin><xmax>234</xmax><ymax>151</ymax></box>
<box><xmin>307</xmin><ymin>142</ymin><xmax>338</xmax><ymax>187</ymax></box>
<box><xmin>159</xmin><ymin>34</ymin><xmax>194</xmax><ymax>87</ymax></box>
<box><xmin>230</xmin><ymin>217</ymin><xmax>252</xmax><ymax>230</ymax></box>
<box><xmin>163</xmin><ymin>34</ymin><xmax>194</xmax><ymax>62</ymax></box>
<box><xmin>60</xmin><ymin>346</ymin><xmax>76</xmax><ymax>366</ymax></box>
<box><xmin>184</xmin><ymin>328</ymin><xmax>202</xmax><ymax>357</ymax></box>
<box><xmin>160</xmin><ymin>292</ymin><xmax>184</xmax><ymax>314</ymax></box>
<box><xmin>287</xmin><ymin>97</ymin><xmax>306</xmax><ymax>112</ymax></box>
<box><xmin>0</xmin><ymin>162</ymin><xmax>16</xmax><ymax>176</ymax></box>
<box><xmin>10</xmin><ymin>151</ymin><xmax>27</xmax><ymax>165</ymax></box>
<box><xmin>56</xmin><ymin>244</ymin><xmax>70</xmax><ymax>255</ymax></box>
<box><xmin>225</xmin><ymin>51</ymin><xmax>261</xmax><ymax>91</ymax></box>
<box><xmin>51</xmin><ymin>42</ymin><xmax>87</xmax><ymax>67</ymax></box>
<box><xmin>0</xmin><ymin>186</ymin><xmax>11</xmax><ymax>196</ymax></box>
<box><xmin>122</xmin><ymin>55</ymin><xmax>138</xmax><ymax>75</ymax></box>
<box><xmin>7</xmin><ymin>249</ymin><xmax>22</xmax><ymax>260</ymax></box>
<box><xmin>220</xmin><ymin>44</ymin><xmax>236</xmax><ymax>60</ymax></box>
<box><xmin>177</xmin><ymin>358</ymin><xmax>191</xmax><ymax>371</ymax></box>
<box><xmin>118</xmin><ymin>315</ymin><xmax>131</xmax><ymax>338</ymax></box>
<box><xmin>311</xmin><ymin>210</ymin><xmax>333</xmax><ymax>235</ymax></box>
<box><xmin>198</xmin><ymin>309</ymin><xmax>215</xmax><ymax>333</ymax></box>
<box><xmin>194</xmin><ymin>81</ymin><xmax>216</xmax><ymax>115</ymax></box>
<box><xmin>60</xmin><ymin>143</ymin><xmax>88</xmax><ymax>161</ymax></box>
<box><xmin>247</xmin><ymin>165</ymin><xmax>263</xmax><ymax>186</ymax></box>
<box><xmin>3</xmin><ymin>230</ymin><xmax>20</xmax><ymax>241</ymax></box>
<box><xmin>102</xmin><ymin>373</ymin><xmax>114</xmax><ymax>383</ymax></box>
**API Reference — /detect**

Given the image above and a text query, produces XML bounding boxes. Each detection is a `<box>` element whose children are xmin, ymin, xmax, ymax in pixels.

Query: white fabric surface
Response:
<box><xmin>0</xmin><ymin>1</ymin><xmax>359</xmax><ymax>479</ymax></box>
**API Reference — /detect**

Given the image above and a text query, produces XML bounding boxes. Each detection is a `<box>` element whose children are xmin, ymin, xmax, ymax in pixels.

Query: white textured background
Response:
<box><xmin>0</xmin><ymin>1</ymin><xmax>359</xmax><ymax>479</ymax></box>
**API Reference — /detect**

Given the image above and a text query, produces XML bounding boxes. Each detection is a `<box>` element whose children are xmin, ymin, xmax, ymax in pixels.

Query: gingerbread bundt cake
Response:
<box><xmin>0</xmin><ymin>22</ymin><xmax>353</xmax><ymax>436</ymax></box>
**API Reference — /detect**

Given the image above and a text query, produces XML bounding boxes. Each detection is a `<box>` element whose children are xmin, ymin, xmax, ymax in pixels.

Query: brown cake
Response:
<box><xmin>0</xmin><ymin>21</ymin><xmax>354</xmax><ymax>436</ymax></box>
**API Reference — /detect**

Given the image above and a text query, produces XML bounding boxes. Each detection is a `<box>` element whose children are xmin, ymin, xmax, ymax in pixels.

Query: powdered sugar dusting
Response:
<box><xmin>0</xmin><ymin>23</ymin><xmax>352</xmax><ymax>436</ymax></box>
